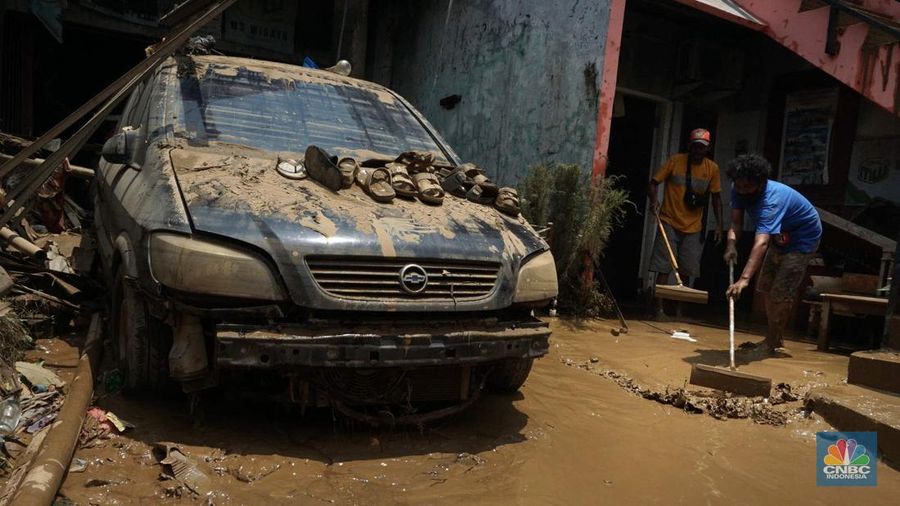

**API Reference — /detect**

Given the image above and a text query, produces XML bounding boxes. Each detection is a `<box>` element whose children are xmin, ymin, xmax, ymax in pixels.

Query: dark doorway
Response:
<box><xmin>602</xmin><ymin>94</ymin><xmax>658</xmax><ymax>300</ymax></box>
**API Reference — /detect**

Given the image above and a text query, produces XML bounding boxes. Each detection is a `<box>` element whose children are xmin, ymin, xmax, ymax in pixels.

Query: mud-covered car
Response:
<box><xmin>94</xmin><ymin>55</ymin><xmax>557</xmax><ymax>419</ymax></box>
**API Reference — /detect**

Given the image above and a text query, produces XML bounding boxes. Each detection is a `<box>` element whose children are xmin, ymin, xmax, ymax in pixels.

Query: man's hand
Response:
<box><xmin>723</xmin><ymin>243</ymin><xmax>737</xmax><ymax>264</ymax></box>
<box><xmin>726</xmin><ymin>278</ymin><xmax>749</xmax><ymax>299</ymax></box>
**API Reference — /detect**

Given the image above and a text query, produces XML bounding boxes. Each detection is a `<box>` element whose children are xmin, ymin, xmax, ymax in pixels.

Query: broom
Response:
<box><xmin>653</xmin><ymin>208</ymin><xmax>708</xmax><ymax>304</ymax></box>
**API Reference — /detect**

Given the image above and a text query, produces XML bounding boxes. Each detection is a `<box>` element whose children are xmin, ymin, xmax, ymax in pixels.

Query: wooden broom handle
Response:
<box><xmin>655</xmin><ymin>209</ymin><xmax>684</xmax><ymax>286</ymax></box>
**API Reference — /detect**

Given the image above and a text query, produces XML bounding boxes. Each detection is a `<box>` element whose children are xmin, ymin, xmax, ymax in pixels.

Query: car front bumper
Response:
<box><xmin>215</xmin><ymin>319</ymin><xmax>550</xmax><ymax>369</ymax></box>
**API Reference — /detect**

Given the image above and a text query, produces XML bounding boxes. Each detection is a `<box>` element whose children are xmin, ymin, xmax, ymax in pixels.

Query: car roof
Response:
<box><xmin>186</xmin><ymin>54</ymin><xmax>392</xmax><ymax>94</ymax></box>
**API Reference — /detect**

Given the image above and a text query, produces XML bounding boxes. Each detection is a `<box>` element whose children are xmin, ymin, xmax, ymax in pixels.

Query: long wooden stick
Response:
<box><xmin>654</xmin><ymin>209</ymin><xmax>684</xmax><ymax>286</ymax></box>
<box><xmin>729</xmin><ymin>262</ymin><xmax>736</xmax><ymax>370</ymax></box>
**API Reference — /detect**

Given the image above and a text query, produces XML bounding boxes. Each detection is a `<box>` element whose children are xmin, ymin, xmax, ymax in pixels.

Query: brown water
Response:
<box><xmin>39</xmin><ymin>320</ymin><xmax>900</xmax><ymax>504</ymax></box>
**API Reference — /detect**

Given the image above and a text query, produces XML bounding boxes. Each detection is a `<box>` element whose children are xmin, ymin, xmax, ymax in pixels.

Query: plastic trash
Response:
<box><xmin>671</xmin><ymin>330</ymin><xmax>698</xmax><ymax>343</ymax></box>
<box><xmin>0</xmin><ymin>397</ymin><xmax>22</xmax><ymax>435</ymax></box>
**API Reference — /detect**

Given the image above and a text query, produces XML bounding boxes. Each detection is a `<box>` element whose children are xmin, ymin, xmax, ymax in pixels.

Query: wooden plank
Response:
<box><xmin>821</xmin><ymin>293</ymin><xmax>889</xmax><ymax>305</ymax></box>
<box><xmin>689</xmin><ymin>364</ymin><xmax>772</xmax><ymax>397</ymax></box>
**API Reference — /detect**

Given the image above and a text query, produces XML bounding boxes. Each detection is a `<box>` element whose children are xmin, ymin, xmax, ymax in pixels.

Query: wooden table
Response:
<box><xmin>817</xmin><ymin>293</ymin><xmax>889</xmax><ymax>351</ymax></box>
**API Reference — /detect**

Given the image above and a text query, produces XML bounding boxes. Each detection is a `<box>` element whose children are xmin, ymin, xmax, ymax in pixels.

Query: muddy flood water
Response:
<box><xmin>37</xmin><ymin>319</ymin><xmax>900</xmax><ymax>504</ymax></box>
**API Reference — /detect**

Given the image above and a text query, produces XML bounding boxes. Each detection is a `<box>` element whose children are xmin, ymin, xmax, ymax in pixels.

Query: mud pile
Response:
<box><xmin>564</xmin><ymin>358</ymin><xmax>809</xmax><ymax>426</ymax></box>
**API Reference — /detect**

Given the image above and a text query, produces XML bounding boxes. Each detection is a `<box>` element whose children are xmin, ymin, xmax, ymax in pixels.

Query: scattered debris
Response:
<box><xmin>14</xmin><ymin>361</ymin><xmax>63</xmax><ymax>389</ymax></box>
<box><xmin>68</xmin><ymin>457</ymin><xmax>87</xmax><ymax>473</ymax></box>
<box><xmin>79</xmin><ymin>407</ymin><xmax>134</xmax><ymax>448</ymax></box>
<box><xmin>567</xmin><ymin>358</ymin><xmax>806</xmax><ymax>426</ymax></box>
<box><xmin>0</xmin><ymin>398</ymin><xmax>20</xmax><ymax>435</ymax></box>
<box><xmin>155</xmin><ymin>443</ymin><xmax>211</xmax><ymax>495</ymax></box>
<box><xmin>671</xmin><ymin>330</ymin><xmax>697</xmax><ymax>343</ymax></box>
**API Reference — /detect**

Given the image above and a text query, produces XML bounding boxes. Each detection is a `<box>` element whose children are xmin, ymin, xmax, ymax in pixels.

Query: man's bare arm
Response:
<box><xmin>711</xmin><ymin>192</ymin><xmax>723</xmax><ymax>242</ymax></box>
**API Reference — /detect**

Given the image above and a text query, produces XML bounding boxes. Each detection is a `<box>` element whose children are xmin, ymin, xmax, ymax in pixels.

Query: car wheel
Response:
<box><xmin>486</xmin><ymin>357</ymin><xmax>534</xmax><ymax>393</ymax></box>
<box><xmin>110</xmin><ymin>266</ymin><xmax>172</xmax><ymax>393</ymax></box>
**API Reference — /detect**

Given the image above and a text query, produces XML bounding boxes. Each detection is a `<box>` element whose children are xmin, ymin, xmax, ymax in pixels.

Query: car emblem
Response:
<box><xmin>399</xmin><ymin>264</ymin><xmax>428</xmax><ymax>294</ymax></box>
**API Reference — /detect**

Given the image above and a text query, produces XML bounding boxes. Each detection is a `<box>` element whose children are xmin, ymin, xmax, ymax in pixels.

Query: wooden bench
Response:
<box><xmin>817</xmin><ymin>293</ymin><xmax>889</xmax><ymax>351</ymax></box>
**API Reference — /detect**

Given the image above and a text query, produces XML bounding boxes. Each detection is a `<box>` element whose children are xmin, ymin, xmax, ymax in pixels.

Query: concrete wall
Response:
<box><xmin>367</xmin><ymin>0</ymin><xmax>610</xmax><ymax>186</ymax></box>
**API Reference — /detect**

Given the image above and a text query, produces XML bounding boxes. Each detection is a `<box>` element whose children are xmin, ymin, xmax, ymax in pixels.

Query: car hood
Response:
<box><xmin>168</xmin><ymin>144</ymin><xmax>548</xmax><ymax>310</ymax></box>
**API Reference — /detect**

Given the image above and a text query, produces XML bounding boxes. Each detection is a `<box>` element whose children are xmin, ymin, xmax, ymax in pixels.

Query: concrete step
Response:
<box><xmin>848</xmin><ymin>350</ymin><xmax>900</xmax><ymax>395</ymax></box>
<box><xmin>807</xmin><ymin>384</ymin><xmax>900</xmax><ymax>465</ymax></box>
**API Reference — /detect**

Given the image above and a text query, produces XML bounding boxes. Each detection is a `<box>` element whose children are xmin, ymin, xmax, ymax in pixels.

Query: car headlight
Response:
<box><xmin>149</xmin><ymin>233</ymin><xmax>286</xmax><ymax>301</ymax></box>
<box><xmin>513</xmin><ymin>250</ymin><xmax>558</xmax><ymax>303</ymax></box>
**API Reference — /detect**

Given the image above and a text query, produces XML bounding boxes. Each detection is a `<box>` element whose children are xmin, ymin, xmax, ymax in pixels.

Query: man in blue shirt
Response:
<box><xmin>724</xmin><ymin>154</ymin><xmax>822</xmax><ymax>356</ymax></box>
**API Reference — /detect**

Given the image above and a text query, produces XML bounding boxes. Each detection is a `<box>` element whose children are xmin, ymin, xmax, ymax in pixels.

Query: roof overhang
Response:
<box><xmin>674</xmin><ymin>0</ymin><xmax>768</xmax><ymax>30</ymax></box>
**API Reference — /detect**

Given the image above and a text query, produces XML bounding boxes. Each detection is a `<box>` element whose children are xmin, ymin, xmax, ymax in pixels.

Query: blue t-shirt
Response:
<box><xmin>731</xmin><ymin>180</ymin><xmax>822</xmax><ymax>253</ymax></box>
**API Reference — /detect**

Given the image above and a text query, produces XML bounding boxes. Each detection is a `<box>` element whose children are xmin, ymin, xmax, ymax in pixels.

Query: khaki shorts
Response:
<box><xmin>650</xmin><ymin>221</ymin><xmax>701</xmax><ymax>278</ymax></box>
<box><xmin>757</xmin><ymin>249</ymin><xmax>814</xmax><ymax>302</ymax></box>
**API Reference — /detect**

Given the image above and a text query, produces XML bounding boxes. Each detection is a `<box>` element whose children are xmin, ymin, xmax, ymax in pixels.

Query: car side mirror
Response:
<box><xmin>101</xmin><ymin>127</ymin><xmax>142</xmax><ymax>168</ymax></box>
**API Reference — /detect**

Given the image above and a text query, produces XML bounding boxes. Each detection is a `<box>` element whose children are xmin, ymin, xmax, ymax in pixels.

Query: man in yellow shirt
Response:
<box><xmin>648</xmin><ymin>128</ymin><xmax>723</xmax><ymax>318</ymax></box>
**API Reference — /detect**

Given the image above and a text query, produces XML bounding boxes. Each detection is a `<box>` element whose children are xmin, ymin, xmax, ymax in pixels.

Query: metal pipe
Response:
<box><xmin>10</xmin><ymin>314</ymin><xmax>103</xmax><ymax>506</ymax></box>
<box><xmin>0</xmin><ymin>227</ymin><xmax>46</xmax><ymax>262</ymax></box>
<box><xmin>0</xmin><ymin>153</ymin><xmax>94</xmax><ymax>180</ymax></box>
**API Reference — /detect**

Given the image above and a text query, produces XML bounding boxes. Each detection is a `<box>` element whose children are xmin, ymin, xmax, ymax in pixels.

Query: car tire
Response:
<box><xmin>486</xmin><ymin>357</ymin><xmax>534</xmax><ymax>393</ymax></box>
<box><xmin>110</xmin><ymin>266</ymin><xmax>172</xmax><ymax>393</ymax></box>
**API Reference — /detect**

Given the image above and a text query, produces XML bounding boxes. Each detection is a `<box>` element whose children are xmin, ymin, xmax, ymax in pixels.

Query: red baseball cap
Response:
<box><xmin>689</xmin><ymin>128</ymin><xmax>711</xmax><ymax>146</ymax></box>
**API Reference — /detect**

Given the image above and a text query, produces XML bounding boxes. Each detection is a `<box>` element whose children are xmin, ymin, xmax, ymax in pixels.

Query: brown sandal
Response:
<box><xmin>495</xmin><ymin>187</ymin><xmax>520</xmax><ymax>216</ymax></box>
<box><xmin>460</xmin><ymin>163</ymin><xmax>499</xmax><ymax>197</ymax></box>
<box><xmin>305</xmin><ymin>145</ymin><xmax>342</xmax><ymax>192</ymax></box>
<box><xmin>337</xmin><ymin>157</ymin><xmax>360</xmax><ymax>189</ymax></box>
<box><xmin>412</xmin><ymin>171</ymin><xmax>444</xmax><ymax>205</ymax></box>
<box><xmin>396</xmin><ymin>151</ymin><xmax>435</xmax><ymax>174</ymax></box>
<box><xmin>356</xmin><ymin>166</ymin><xmax>395</xmax><ymax>203</ymax></box>
<box><xmin>386</xmin><ymin>162</ymin><xmax>416</xmax><ymax>198</ymax></box>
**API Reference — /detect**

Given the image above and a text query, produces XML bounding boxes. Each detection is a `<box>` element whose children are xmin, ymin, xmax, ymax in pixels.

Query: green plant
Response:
<box><xmin>519</xmin><ymin>163</ymin><xmax>632</xmax><ymax>317</ymax></box>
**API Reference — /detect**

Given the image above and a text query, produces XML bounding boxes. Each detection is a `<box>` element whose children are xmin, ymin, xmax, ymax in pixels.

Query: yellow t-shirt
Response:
<box><xmin>652</xmin><ymin>153</ymin><xmax>721</xmax><ymax>234</ymax></box>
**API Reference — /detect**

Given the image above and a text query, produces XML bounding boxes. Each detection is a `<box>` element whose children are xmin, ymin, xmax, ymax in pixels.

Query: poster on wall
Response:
<box><xmin>223</xmin><ymin>0</ymin><xmax>296</xmax><ymax>55</ymax></box>
<box><xmin>845</xmin><ymin>137</ymin><xmax>900</xmax><ymax>205</ymax></box>
<box><xmin>779</xmin><ymin>89</ymin><xmax>838</xmax><ymax>185</ymax></box>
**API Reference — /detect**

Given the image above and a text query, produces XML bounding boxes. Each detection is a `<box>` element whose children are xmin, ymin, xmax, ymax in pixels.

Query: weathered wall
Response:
<box><xmin>367</xmin><ymin>0</ymin><xmax>610</xmax><ymax>186</ymax></box>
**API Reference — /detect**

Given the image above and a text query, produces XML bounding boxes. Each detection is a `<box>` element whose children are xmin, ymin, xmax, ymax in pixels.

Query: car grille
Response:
<box><xmin>306</xmin><ymin>257</ymin><xmax>500</xmax><ymax>301</ymax></box>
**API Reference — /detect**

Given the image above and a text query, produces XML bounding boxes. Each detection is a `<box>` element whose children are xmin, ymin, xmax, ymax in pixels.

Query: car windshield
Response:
<box><xmin>170</xmin><ymin>62</ymin><xmax>447</xmax><ymax>162</ymax></box>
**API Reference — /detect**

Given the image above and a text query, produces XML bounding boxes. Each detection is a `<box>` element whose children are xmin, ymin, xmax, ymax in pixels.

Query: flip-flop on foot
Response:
<box><xmin>356</xmin><ymin>166</ymin><xmax>395</xmax><ymax>203</ymax></box>
<box><xmin>413</xmin><ymin>171</ymin><xmax>445</xmax><ymax>205</ymax></box>
<box><xmin>305</xmin><ymin>145</ymin><xmax>342</xmax><ymax>191</ymax></box>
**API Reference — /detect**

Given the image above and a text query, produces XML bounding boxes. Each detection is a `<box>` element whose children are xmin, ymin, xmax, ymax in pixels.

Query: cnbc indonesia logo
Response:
<box><xmin>817</xmin><ymin>432</ymin><xmax>877</xmax><ymax>486</ymax></box>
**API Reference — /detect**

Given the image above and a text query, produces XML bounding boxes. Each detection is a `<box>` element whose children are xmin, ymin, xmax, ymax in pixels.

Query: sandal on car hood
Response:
<box><xmin>495</xmin><ymin>187</ymin><xmax>521</xmax><ymax>216</ymax></box>
<box><xmin>355</xmin><ymin>166</ymin><xmax>395</xmax><ymax>203</ymax></box>
<box><xmin>412</xmin><ymin>171</ymin><xmax>444</xmax><ymax>205</ymax></box>
<box><xmin>395</xmin><ymin>151</ymin><xmax>435</xmax><ymax>174</ymax></box>
<box><xmin>386</xmin><ymin>162</ymin><xmax>417</xmax><ymax>198</ymax></box>
<box><xmin>459</xmin><ymin>162</ymin><xmax>499</xmax><ymax>197</ymax></box>
<box><xmin>337</xmin><ymin>157</ymin><xmax>360</xmax><ymax>189</ymax></box>
<box><xmin>437</xmin><ymin>166</ymin><xmax>474</xmax><ymax>198</ymax></box>
<box><xmin>305</xmin><ymin>145</ymin><xmax>343</xmax><ymax>192</ymax></box>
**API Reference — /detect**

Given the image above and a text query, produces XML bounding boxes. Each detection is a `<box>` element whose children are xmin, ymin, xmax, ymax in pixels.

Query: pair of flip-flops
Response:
<box><xmin>438</xmin><ymin>163</ymin><xmax>499</xmax><ymax>201</ymax></box>
<box><xmin>385</xmin><ymin>153</ymin><xmax>444</xmax><ymax>204</ymax></box>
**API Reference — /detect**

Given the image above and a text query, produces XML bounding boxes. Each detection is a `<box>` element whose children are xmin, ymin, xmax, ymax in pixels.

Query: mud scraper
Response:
<box><xmin>689</xmin><ymin>262</ymin><xmax>772</xmax><ymax>397</ymax></box>
<box><xmin>653</xmin><ymin>209</ymin><xmax>708</xmax><ymax>304</ymax></box>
